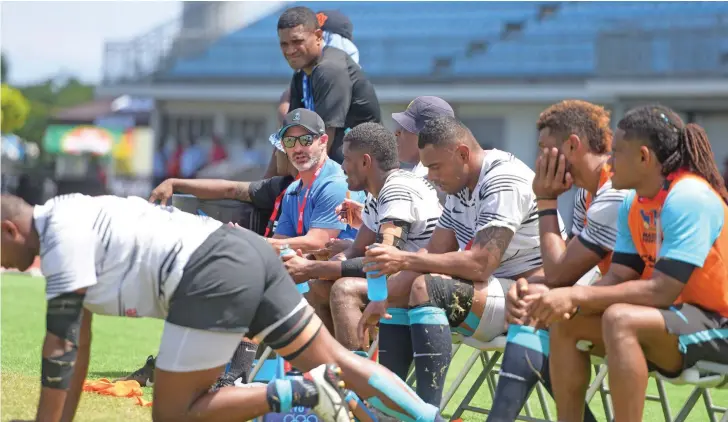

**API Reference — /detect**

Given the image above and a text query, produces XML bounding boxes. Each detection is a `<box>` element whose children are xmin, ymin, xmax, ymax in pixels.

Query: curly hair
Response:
<box><xmin>618</xmin><ymin>104</ymin><xmax>728</xmax><ymax>202</ymax></box>
<box><xmin>344</xmin><ymin>123</ymin><xmax>400</xmax><ymax>171</ymax></box>
<box><xmin>537</xmin><ymin>100</ymin><xmax>613</xmax><ymax>154</ymax></box>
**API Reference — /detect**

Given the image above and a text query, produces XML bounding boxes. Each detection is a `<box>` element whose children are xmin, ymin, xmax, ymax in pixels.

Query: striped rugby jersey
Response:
<box><xmin>362</xmin><ymin>169</ymin><xmax>442</xmax><ymax>251</ymax></box>
<box><xmin>437</xmin><ymin>149</ymin><xmax>566</xmax><ymax>278</ymax></box>
<box><xmin>571</xmin><ymin>178</ymin><xmax>630</xmax><ymax>253</ymax></box>
<box><xmin>34</xmin><ymin>194</ymin><xmax>222</xmax><ymax>318</ymax></box>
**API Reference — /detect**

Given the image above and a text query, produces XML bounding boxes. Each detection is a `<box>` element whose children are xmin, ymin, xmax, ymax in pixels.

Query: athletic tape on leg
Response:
<box><xmin>367</xmin><ymin>372</ymin><xmax>440</xmax><ymax>421</ymax></box>
<box><xmin>345</xmin><ymin>390</ymin><xmax>379</xmax><ymax>421</ymax></box>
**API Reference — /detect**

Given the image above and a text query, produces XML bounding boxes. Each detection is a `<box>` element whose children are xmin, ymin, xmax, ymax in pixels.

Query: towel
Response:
<box><xmin>83</xmin><ymin>378</ymin><xmax>152</xmax><ymax>407</ymax></box>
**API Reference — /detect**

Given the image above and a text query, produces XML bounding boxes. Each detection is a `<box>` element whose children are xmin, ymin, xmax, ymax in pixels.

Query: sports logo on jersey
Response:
<box><xmin>640</xmin><ymin>209</ymin><xmax>658</xmax><ymax>229</ymax></box>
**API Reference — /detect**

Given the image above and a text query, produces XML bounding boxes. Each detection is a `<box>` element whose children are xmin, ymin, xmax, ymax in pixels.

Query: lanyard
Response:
<box><xmin>302</xmin><ymin>74</ymin><xmax>315</xmax><ymax>111</ymax></box>
<box><xmin>296</xmin><ymin>162</ymin><xmax>325</xmax><ymax>236</ymax></box>
<box><xmin>264</xmin><ymin>174</ymin><xmax>301</xmax><ymax>238</ymax></box>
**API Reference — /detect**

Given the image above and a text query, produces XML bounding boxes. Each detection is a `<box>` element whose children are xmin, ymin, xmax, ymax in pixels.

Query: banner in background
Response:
<box><xmin>43</xmin><ymin>124</ymin><xmax>123</xmax><ymax>156</ymax></box>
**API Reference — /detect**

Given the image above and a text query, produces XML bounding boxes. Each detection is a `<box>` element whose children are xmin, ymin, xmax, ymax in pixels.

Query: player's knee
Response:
<box><xmin>549</xmin><ymin>319</ymin><xmax>575</xmax><ymax>343</ymax></box>
<box><xmin>408</xmin><ymin>275</ymin><xmax>430</xmax><ymax>306</ymax></box>
<box><xmin>330</xmin><ymin>277</ymin><xmax>365</xmax><ymax>306</ymax></box>
<box><xmin>152</xmin><ymin>404</ymin><xmax>184</xmax><ymax>422</ymax></box>
<box><xmin>602</xmin><ymin>303</ymin><xmax>637</xmax><ymax>338</ymax></box>
<box><xmin>306</xmin><ymin>279</ymin><xmax>333</xmax><ymax>307</ymax></box>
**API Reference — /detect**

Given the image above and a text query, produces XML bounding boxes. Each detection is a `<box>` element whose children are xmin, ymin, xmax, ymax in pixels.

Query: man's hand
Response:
<box><xmin>335</xmin><ymin>199</ymin><xmax>364</xmax><ymax>230</ymax></box>
<box><xmin>358</xmin><ymin>301</ymin><xmax>391</xmax><ymax>349</ymax></box>
<box><xmin>526</xmin><ymin>287</ymin><xmax>578</xmax><ymax>327</ymax></box>
<box><xmin>148</xmin><ymin>179</ymin><xmax>176</xmax><ymax>205</ymax></box>
<box><xmin>325</xmin><ymin>238</ymin><xmax>353</xmax><ymax>257</ymax></box>
<box><xmin>533</xmin><ymin>147</ymin><xmax>573</xmax><ymax>199</ymax></box>
<box><xmin>506</xmin><ymin>278</ymin><xmax>530</xmax><ymax>325</ymax></box>
<box><xmin>283</xmin><ymin>254</ymin><xmax>313</xmax><ymax>283</ymax></box>
<box><xmin>363</xmin><ymin>244</ymin><xmax>408</xmax><ymax>277</ymax></box>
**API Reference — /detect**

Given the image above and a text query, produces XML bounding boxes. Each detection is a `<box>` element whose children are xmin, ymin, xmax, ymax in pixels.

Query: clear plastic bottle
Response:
<box><xmin>280</xmin><ymin>245</ymin><xmax>310</xmax><ymax>294</ymax></box>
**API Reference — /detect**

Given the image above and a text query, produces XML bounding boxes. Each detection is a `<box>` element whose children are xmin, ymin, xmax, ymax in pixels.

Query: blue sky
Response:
<box><xmin>2</xmin><ymin>1</ymin><xmax>181</xmax><ymax>85</ymax></box>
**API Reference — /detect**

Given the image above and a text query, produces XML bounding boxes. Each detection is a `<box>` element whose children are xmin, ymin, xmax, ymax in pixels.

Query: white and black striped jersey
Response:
<box><xmin>361</xmin><ymin>170</ymin><xmax>442</xmax><ymax>252</ymax></box>
<box><xmin>571</xmin><ymin>178</ymin><xmax>629</xmax><ymax>252</ymax></box>
<box><xmin>34</xmin><ymin>194</ymin><xmax>222</xmax><ymax>318</ymax></box>
<box><xmin>437</xmin><ymin>149</ymin><xmax>566</xmax><ymax>278</ymax></box>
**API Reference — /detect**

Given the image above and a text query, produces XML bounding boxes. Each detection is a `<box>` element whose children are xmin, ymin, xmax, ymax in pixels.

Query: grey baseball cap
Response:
<box><xmin>277</xmin><ymin>108</ymin><xmax>326</xmax><ymax>139</ymax></box>
<box><xmin>392</xmin><ymin>96</ymin><xmax>455</xmax><ymax>134</ymax></box>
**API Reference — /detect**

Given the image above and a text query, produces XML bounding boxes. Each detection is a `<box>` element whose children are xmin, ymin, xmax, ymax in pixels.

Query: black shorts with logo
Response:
<box><xmin>653</xmin><ymin>303</ymin><xmax>728</xmax><ymax>377</ymax></box>
<box><xmin>167</xmin><ymin>225</ymin><xmax>304</xmax><ymax>342</ymax></box>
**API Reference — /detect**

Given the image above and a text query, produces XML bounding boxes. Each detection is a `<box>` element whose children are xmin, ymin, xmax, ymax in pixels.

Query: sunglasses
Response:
<box><xmin>281</xmin><ymin>134</ymin><xmax>316</xmax><ymax>149</ymax></box>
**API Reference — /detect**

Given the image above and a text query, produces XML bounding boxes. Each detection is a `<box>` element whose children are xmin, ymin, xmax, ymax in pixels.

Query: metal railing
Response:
<box><xmin>101</xmin><ymin>15</ymin><xmax>728</xmax><ymax>84</ymax></box>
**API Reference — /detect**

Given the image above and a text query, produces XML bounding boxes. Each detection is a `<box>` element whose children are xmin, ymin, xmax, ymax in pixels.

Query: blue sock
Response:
<box><xmin>487</xmin><ymin>325</ymin><xmax>598</xmax><ymax>422</ymax></box>
<box><xmin>378</xmin><ymin>308</ymin><xmax>413</xmax><ymax>381</ymax></box>
<box><xmin>408</xmin><ymin>306</ymin><xmax>452</xmax><ymax>406</ymax></box>
<box><xmin>265</xmin><ymin>377</ymin><xmax>318</xmax><ymax>413</ymax></box>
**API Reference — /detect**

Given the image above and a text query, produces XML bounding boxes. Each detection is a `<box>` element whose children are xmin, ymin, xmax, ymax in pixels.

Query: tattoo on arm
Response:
<box><xmin>474</xmin><ymin>226</ymin><xmax>514</xmax><ymax>271</ymax></box>
<box><xmin>232</xmin><ymin>182</ymin><xmax>251</xmax><ymax>202</ymax></box>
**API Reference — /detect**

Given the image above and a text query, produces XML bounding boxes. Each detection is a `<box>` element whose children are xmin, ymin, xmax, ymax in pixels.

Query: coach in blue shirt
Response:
<box><xmin>267</xmin><ymin>108</ymin><xmax>363</xmax><ymax>253</ymax></box>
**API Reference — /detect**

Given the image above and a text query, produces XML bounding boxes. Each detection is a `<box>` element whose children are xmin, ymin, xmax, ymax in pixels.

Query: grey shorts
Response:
<box><xmin>166</xmin><ymin>225</ymin><xmax>303</xmax><ymax>339</ymax></box>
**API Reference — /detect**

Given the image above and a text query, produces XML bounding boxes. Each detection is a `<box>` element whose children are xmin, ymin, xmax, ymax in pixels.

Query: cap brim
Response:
<box><xmin>392</xmin><ymin>112</ymin><xmax>418</xmax><ymax>134</ymax></box>
<box><xmin>276</xmin><ymin>123</ymin><xmax>318</xmax><ymax>140</ymax></box>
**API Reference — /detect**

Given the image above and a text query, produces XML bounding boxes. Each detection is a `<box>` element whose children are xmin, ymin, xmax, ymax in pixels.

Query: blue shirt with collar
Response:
<box><xmin>275</xmin><ymin>158</ymin><xmax>365</xmax><ymax>240</ymax></box>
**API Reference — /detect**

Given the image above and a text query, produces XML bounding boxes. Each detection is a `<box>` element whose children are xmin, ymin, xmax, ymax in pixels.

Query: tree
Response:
<box><xmin>15</xmin><ymin>78</ymin><xmax>94</xmax><ymax>143</ymax></box>
<box><xmin>1</xmin><ymin>52</ymin><xmax>8</xmax><ymax>82</ymax></box>
<box><xmin>1</xmin><ymin>84</ymin><xmax>30</xmax><ymax>134</ymax></box>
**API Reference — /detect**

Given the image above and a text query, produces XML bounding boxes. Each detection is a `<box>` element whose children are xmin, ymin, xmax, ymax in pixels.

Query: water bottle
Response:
<box><xmin>366</xmin><ymin>270</ymin><xmax>388</xmax><ymax>302</ymax></box>
<box><xmin>280</xmin><ymin>245</ymin><xmax>310</xmax><ymax>294</ymax></box>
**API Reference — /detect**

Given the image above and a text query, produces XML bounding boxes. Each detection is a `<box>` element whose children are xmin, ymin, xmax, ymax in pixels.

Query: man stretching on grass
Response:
<box><xmin>0</xmin><ymin>193</ymin><xmax>444</xmax><ymax>422</ymax></box>
<box><xmin>529</xmin><ymin>105</ymin><xmax>728</xmax><ymax>421</ymax></box>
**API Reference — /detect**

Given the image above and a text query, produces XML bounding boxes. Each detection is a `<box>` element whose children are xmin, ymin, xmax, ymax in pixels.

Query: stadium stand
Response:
<box><xmin>160</xmin><ymin>1</ymin><xmax>728</xmax><ymax>81</ymax></box>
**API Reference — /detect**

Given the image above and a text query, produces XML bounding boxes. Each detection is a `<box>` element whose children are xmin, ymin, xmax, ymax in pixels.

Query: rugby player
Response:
<box><xmin>282</xmin><ymin>123</ymin><xmax>442</xmax><ymax>350</ymax></box>
<box><xmin>360</xmin><ymin>116</ymin><xmax>564</xmax><ymax>406</ymax></box>
<box><xmin>529</xmin><ymin>105</ymin><xmax>728</xmax><ymax>422</ymax></box>
<box><xmin>0</xmin><ymin>193</ymin><xmax>446</xmax><ymax>422</ymax></box>
<box><xmin>488</xmin><ymin>100</ymin><xmax>627</xmax><ymax>421</ymax></box>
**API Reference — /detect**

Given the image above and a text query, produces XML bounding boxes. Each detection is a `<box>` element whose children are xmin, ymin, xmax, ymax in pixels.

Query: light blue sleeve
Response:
<box><xmin>659</xmin><ymin>178</ymin><xmax>724</xmax><ymax>267</ymax></box>
<box><xmin>274</xmin><ymin>194</ymin><xmax>296</xmax><ymax>237</ymax></box>
<box><xmin>309</xmin><ymin>178</ymin><xmax>350</xmax><ymax>230</ymax></box>
<box><xmin>613</xmin><ymin>190</ymin><xmax>639</xmax><ymax>255</ymax></box>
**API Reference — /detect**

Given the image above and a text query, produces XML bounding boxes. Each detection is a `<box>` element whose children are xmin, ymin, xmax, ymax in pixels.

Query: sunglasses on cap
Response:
<box><xmin>281</xmin><ymin>134</ymin><xmax>316</xmax><ymax>149</ymax></box>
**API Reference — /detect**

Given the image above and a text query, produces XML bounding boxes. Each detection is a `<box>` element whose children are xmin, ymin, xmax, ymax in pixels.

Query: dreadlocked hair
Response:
<box><xmin>617</xmin><ymin>105</ymin><xmax>728</xmax><ymax>203</ymax></box>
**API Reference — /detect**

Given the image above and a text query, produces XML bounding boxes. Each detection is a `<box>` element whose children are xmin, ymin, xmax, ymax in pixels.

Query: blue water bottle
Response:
<box><xmin>366</xmin><ymin>259</ymin><xmax>388</xmax><ymax>302</ymax></box>
<box><xmin>280</xmin><ymin>245</ymin><xmax>310</xmax><ymax>294</ymax></box>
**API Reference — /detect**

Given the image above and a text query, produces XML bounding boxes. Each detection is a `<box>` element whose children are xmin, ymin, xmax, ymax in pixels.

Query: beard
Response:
<box><xmin>290</xmin><ymin>151</ymin><xmax>322</xmax><ymax>172</ymax></box>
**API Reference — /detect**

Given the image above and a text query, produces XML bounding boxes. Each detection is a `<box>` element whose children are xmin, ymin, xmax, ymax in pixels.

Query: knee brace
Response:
<box><xmin>43</xmin><ymin>292</ymin><xmax>85</xmax><ymax>389</ymax></box>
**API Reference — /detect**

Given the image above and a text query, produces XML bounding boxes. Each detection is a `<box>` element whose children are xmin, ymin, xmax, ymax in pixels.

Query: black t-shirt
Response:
<box><xmin>289</xmin><ymin>47</ymin><xmax>381</xmax><ymax>164</ymax></box>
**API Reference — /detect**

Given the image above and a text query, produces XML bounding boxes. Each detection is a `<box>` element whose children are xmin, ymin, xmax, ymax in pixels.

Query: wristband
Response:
<box><xmin>537</xmin><ymin>209</ymin><xmax>558</xmax><ymax>217</ymax></box>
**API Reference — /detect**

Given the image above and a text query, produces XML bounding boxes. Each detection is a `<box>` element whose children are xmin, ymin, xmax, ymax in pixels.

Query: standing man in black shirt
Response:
<box><xmin>278</xmin><ymin>5</ymin><xmax>381</xmax><ymax>164</ymax></box>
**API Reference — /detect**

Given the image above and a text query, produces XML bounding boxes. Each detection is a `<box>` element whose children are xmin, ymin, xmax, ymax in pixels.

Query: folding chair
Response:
<box><xmin>654</xmin><ymin>361</ymin><xmax>728</xmax><ymax>422</ymax></box>
<box><xmin>579</xmin><ymin>341</ymin><xmax>728</xmax><ymax>422</ymax></box>
<box><xmin>446</xmin><ymin>334</ymin><xmax>556</xmax><ymax>422</ymax></box>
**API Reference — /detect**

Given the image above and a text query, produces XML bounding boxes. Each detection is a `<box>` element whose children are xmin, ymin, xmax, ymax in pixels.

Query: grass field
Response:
<box><xmin>2</xmin><ymin>273</ymin><xmax>725</xmax><ymax>421</ymax></box>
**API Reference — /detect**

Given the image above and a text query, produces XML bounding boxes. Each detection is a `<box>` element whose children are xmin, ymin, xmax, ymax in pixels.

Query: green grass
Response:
<box><xmin>2</xmin><ymin>274</ymin><xmax>725</xmax><ymax>421</ymax></box>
